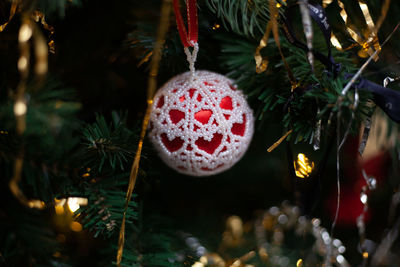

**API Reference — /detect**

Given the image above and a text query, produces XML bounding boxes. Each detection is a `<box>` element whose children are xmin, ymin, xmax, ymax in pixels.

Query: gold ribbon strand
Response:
<box><xmin>326</xmin><ymin>0</ymin><xmax>391</xmax><ymax>61</ymax></box>
<box><xmin>255</xmin><ymin>0</ymin><xmax>298</xmax><ymax>90</ymax></box>
<box><xmin>9</xmin><ymin>15</ymin><xmax>49</xmax><ymax>210</ymax></box>
<box><xmin>31</xmin><ymin>11</ymin><xmax>56</xmax><ymax>54</ymax></box>
<box><xmin>116</xmin><ymin>0</ymin><xmax>172</xmax><ymax>265</ymax></box>
<box><xmin>0</xmin><ymin>1</ymin><xmax>18</xmax><ymax>32</ymax></box>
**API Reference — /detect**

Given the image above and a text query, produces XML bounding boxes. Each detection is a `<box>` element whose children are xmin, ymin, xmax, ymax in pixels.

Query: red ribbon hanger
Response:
<box><xmin>172</xmin><ymin>0</ymin><xmax>198</xmax><ymax>47</ymax></box>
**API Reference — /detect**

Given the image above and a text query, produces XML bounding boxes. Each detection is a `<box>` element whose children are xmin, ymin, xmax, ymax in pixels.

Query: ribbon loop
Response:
<box><xmin>173</xmin><ymin>0</ymin><xmax>198</xmax><ymax>47</ymax></box>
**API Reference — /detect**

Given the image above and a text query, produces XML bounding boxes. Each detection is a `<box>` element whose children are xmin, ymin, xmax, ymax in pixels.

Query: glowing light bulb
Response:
<box><xmin>296</xmin><ymin>259</ymin><xmax>303</xmax><ymax>267</ymax></box>
<box><xmin>66</xmin><ymin>197</ymin><xmax>88</xmax><ymax>213</ymax></box>
<box><xmin>18</xmin><ymin>56</ymin><xmax>28</xmax><ymax>71</ymax></box>
<box><xmin>14</xmin><ymin>100</ymin><xmax>27</xmax><ymax>116</ymax></box>
<box><xmin>294</xmin><ymin>153</ymin><xmax>314</xmax><ymax>178</ymax></box>
<box><xmin>70</xmin><ymin>221</ymin><xmax>83</xmax><ymax>232</ymax></box>
<box><xmin>212</xmin><ymin>23</ymin><xmax>220</xmax><ymax>30</ymax></box>
<box><xmin>19</xmin><ymin>24</ymin><xmax>32</xmax><ymax>42</ymax></box>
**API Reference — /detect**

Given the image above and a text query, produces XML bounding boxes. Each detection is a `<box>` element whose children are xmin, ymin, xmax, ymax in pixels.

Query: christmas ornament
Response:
<box><xmin>149</xmin><ymin>70</ymin><xmax>254</xmax><ymax>176</ymax></box>
<box><xmin>148</xmin><ymin>0</ymin><xmax>254</xmax><ymax>176</ymax></box>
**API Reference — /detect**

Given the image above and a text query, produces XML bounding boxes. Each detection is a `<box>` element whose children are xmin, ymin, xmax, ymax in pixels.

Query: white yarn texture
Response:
<box><xmin>149</xmin><ymin>70</ymin><xmax>254</xmax><ymax>176</ymax></box>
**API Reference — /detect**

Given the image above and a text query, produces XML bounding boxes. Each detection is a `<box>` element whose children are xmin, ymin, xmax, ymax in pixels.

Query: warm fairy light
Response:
<box><xmin>34</xmin><ymin>39</ymin><xmax>49</xmax><ymax>75</ymax></box>
<box><xmin>54</xmin><ymin>197</ymin><xmax>88</xmax><ymax>213</ymax></box>
<box><xmin>17</xmin><ymin>56</ymin><xmax>28</xmax><ymax>71</ymax></box>
<box><xmin>258</xmin><ymin>247</ymin><xmax>268</xmax><ymax>261</ymax></box>
<box><xmin>276</xmin><ymin>3</ymin><xmax>282</xmax><ymax>8</ymax></box>
<box><xmin>363</xmin><ymin>252</ymin><xmax>369</xmax><ymax>258</ymax></box>
<box><xmin>35</xmin><ymin>61</ymin><xmax>48</xmax><ymax>75</ymax></box>
<box><xmin>296</xmin><ymin>258</ymin><xmax>303</xmax><ymax>267</ymax></box>
<box><xmin>27</xmin><ymin>200</ymin><xmax>45</xmax><ymax>209</ymax></box>
<box><xmin>212</xmin><ymin>23</ymin><xmax>220</xmax><ymax>30</ymax></box>
<box><xmin>67</xmin><ymin>197</ymin><xmax>88</xmax><ymax>213</ymax></box>
<box><xmin>55</xmin><ymin>205</ymin><xmax>64</xmax><ymax>215</ymax></box>
<box><xmin>199</xmin><ymin>256</ymin><xmax>208</xmax><ymax>264</ymax></box>
<box><xmin>294</xmin><ymin>153</ymin><xmax>314</xmax><ymax>178</ymax></box>
<box><xmin>19</xmin><ymin>23</ymin><xmax>33</xmax><ymax>42</ymax></box>
<box><xmin>70</xmin><ymin>221</ymin><xmax>83</xmax><ymax>232</ymax></box>
<box><xmin>330</xmin><ymin>34</ymin><xmax>343</xmax><ymax>50</ymax></box>
<box><xmin>14</xmin><ymin>100</ymin><xmax>27</xmax><ymax>116</ymax></box>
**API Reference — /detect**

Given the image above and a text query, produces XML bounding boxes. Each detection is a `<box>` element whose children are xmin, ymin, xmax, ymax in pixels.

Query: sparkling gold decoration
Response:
<box><xmin>70</xmin><ymin>221</ymin><xmax>83</xmax><ymax>232</ymax></box>
<box><xmin>254</xmin><ymin>0</ymin><xmax>287</xmax><ymax>74</ymax></box>
<box><xmin>54</xmin><ymin>197</ymin><xmax>88</xmax><ymax>214</ymax></box>
<box><xmin>325</xmin><ymin>0</ymin><xmax>391</xmax><ymax>60</ymax></box>
<box><xmin>116</xmin><ymin>0</ymin><xmax>172</xmax><ymax>265</ymax></box>
<box><xmin>81</xmin><ymin>168</ymin><xmax>91</xmax><ymax>178</ymax></box>
<box><xmin>254</xmin><ymin>22</ymin><xmax>272</xmax><ymax>73</ymax></box>
<box><xmin>0</xmin><ymin>1</ymin><xmax>18</xmax><ymax>32</ymax></box>
<box><xmin>13</xmin><ymin>100</ymin><xmax>27</xmax><ymax>116</ymax></box>
<box><xmin>322</xmin><ymin>0</ymin><xmax>333</xmax><ymax>8</ymax></box>
<box><xmin>222</xmin><ymin>216</ymin><xmax>244</xmax><ymax>247</ymax></box>
<box><xmin>55</xmin><ymin>205</ymin><xmax>64</xmax><ymax>215</ymax></box>
<box><xmin>9</xmin><ymin>18</ymin><xmax>34</xmax><ymax>208</ymax></box>
<box><xmin>212</xmin><ymin>23</ymin><xmax>220</xmax><ymax>30</ymax></box>
<box><xmin>67</xmin><ymin>197</ymin><xmax>88</xmax><ymax>212</ymax></box>
<box><xmin>255</xmin><ymin>0</ymin><xmax>296</xmax><ymax>88</ymax></box>
<box><xmin>294</xmin><ymin>153</ymin><xmax>314</xmax><ymax>178</ymax></box>
<box><xmin>32</xmin><ymin>11</ymin><xmax>56</xmax><ymax>54</ymax></box>
<box><xmin>137</xmin><ymin>51</ymin><xmax>153</xmax><ymax>67</ymax></box>
<box><xmin>267</xmin><ymin>129</ymin><xmax>292</xmax><ymax>152</ymax></box>
<box><xmin>330</xmin><ymin>33</ymin><xmax>343</xmax><ymax>50</ymax></box>
<box><xmin>186</xmin><ymin>202</ymin><xmax>348</xmax><ymax>266</ymax></box>
<box><xmin>296</xmin><ymin>258</ymin><xmax>303</xmax><ymax>267</ymax></box>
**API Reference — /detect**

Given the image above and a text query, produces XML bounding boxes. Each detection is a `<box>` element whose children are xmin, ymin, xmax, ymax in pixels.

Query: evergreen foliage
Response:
<box><xmin>1</xmin><ymin>0</ymin><xmax>400</xmax><ymax>266</ymax></box>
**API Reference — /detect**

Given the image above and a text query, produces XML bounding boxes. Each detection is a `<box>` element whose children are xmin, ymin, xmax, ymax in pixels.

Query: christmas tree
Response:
<box><xmin>1</xmin><ymin>0</ymin><xmax>400</xmax><ymax>266</ymax></box>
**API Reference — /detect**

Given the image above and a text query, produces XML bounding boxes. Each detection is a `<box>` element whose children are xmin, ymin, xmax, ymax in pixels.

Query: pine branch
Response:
<box><xmin>80</xmin><ymin>112</ymin><xmax>138</xmax><ymax>173</ymax></box>
<box><xmin>206</xmin><ymin>0</ymin><xmax>275</xmax><ymax>38</ymax></box>
<box><xmin>213</xmin><ymin>13</ymin><xmax>372</xmax><ymax>143</ymax></box>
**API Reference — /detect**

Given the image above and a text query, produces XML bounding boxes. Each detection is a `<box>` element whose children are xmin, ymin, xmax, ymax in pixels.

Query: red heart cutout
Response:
<box><xmin>161</xmin><ymin>133</ymin><xmax>184</xmax><ymax>152</ymax></box>
<box><xmin>220</xmin><ymin>96</ymin><xmax>233</xmax><ymax>110</ymax></box>
<box><xmin>231</xmin><ymin>114</ymin><xmax>246</xmax><ymax>136</ymax></box>
<box><xmin>169</xmin><ymin>109</ymin><xmax>185</xmax><ymax>124</ymax></box>
<box><xmin>195</xmin><ymin>133</ymin><xmax>223</xmax><ymax>154</ymax></box>
<box><xmin>195</xmin><ymin>110</ymin><xmax>212</xmax><ymax>124</ymax></box>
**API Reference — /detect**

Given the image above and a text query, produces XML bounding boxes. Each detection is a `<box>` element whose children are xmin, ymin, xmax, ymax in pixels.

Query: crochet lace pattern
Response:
<box><xmin>149</xmin><ymin>70</ymin><xmax>254</xmax><ymax>176</ymax></box>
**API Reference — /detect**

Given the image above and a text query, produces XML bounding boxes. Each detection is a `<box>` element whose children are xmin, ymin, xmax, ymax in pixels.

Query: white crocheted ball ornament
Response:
<box><xmin>149</xmin><ymin>70</ymin><xmax>254</xmax><ymax>176</ymax></box>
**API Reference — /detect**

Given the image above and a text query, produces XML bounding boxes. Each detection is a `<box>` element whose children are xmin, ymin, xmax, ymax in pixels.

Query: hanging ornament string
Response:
<box><xmin>172</xmin><ymin>0</ymin><xmax>199</xmax><ymax>76</ymax></box>
<box><xmin>115</xmin><ymin>0</ymin><xmax>172</xmax><ymax>265</ymax></box>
